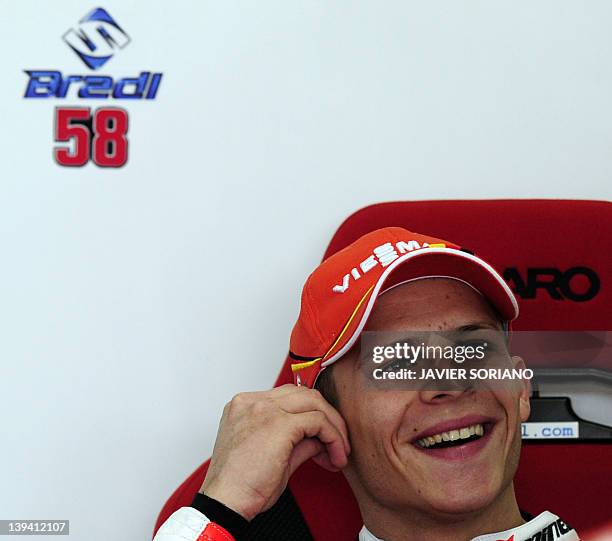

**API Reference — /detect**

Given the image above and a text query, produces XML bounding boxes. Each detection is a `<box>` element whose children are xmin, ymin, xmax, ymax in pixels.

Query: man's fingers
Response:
<box><xmin>291</xmin><ymin>411</ymin><xmax>348</xmax><ymax>470</ymax></box>
<box><xmin>290</xmin><ymin>439</ymin><xmax>339</xmax><ymax>474</ymax></box>
<box><xmin>311</xmin><ymin>451</ymin><xmax>339</xmax><ymax>472</ymax></box>
<box><xmin>288</xmin><ymin>438</ymin><xmax>327</xmax><ymax>476</ymax></box>
<box><xmin>223</xmin><ymin>384</ymin><xmax>350</xmax><ymax>477</ymax></box>
<box><xmin>273</xmin><ymin>388</ymin><xmax>351</xmax><ymax>455</ymax></box>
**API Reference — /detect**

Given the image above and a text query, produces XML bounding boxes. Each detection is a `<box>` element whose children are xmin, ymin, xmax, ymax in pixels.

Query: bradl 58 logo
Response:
<box><xmin>23</xmin><ymin>7</ymin><xmax>163</xmax><ymax>168</ymax></box>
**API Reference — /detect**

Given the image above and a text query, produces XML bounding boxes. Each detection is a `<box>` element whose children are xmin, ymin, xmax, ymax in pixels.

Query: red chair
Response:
<box><xmin>154</xmin><ymin>199</ymin><xmax>612</xmax><ymax>538</ymax></box>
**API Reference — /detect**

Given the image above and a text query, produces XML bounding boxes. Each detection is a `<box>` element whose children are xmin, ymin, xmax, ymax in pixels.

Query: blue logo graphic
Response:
<box><xmin>62</xmin><ymin>7</ymin><xmax>130</xmax><ymax>70</ymax></box>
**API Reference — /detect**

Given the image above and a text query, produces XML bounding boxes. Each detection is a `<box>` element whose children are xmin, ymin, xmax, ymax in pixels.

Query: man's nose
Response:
<box><xmin>418</xmin><ymin>385</ymin><xmax>471</xmax><ymax>404</ymax></box>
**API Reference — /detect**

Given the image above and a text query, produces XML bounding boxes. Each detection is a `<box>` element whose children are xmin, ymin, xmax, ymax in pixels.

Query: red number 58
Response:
<box><xmin>54</xmin><ymin>107</ymin><xmax>129</xmax><ymax>168</ymax></box>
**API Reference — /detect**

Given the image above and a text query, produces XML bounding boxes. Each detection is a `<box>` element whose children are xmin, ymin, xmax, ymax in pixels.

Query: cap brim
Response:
<box><xmin>320</xmin><ymin>247</ymin><xmax>518</xmax><ymax>368</ymax></box>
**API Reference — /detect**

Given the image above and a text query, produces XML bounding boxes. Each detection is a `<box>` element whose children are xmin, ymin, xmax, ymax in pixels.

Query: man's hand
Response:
<box><xmin>199</xmin><ymin>384</ymin><xmax>351</xmax><ymax>521</ymax></box>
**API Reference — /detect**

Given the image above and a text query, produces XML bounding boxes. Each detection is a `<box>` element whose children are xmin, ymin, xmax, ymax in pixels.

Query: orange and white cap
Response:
<box><xmin>289</xmin><ymin>227</ymin><xmax>519</xmax><ymax>388</ymax></box>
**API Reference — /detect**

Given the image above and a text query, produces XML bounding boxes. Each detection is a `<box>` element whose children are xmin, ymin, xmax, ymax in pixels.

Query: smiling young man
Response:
<box><xmin>154</xmin><ymin>227</ymin><xmax>579</xmax><ymax>541</ymax></box>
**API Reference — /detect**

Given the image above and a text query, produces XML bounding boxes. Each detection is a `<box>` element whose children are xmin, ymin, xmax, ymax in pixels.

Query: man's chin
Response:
<box><xmin>415</xmin><ymin>477</ymin><xmax>503</xmax><ymax>517</ymax></box>
<box><xmin>426</xmin><ymin>494</ymin><xmax>494</xmax><ymax>517</ymax></box>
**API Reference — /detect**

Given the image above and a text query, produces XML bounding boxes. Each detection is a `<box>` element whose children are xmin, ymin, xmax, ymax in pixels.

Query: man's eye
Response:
<box><xmin>463</xmin><ymin>339</ymin><xmax>490</xmax><ymax>348</ymax></box>
<box><xmin>382</xmin><ymin>359</ymin><xmax>409</xmax><ymax>372</ymax></box>
<box><xmin>460</xmin><ymin>339</ymin><xmax>500</xmax><ymax>352</ymax></box>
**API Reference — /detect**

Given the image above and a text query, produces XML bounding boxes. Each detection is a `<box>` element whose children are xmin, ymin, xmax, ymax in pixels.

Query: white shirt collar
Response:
<box><xmin>359</xmin><ymin>511</ymin><xmax>579</xmax><ymax>541</ymax></box>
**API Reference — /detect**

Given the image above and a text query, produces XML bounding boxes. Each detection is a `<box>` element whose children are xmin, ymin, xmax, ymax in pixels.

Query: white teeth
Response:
<box><xmin>417</xmin><ymin>423</ymin><xmax>485</xmax><ymax>448</ymax></box>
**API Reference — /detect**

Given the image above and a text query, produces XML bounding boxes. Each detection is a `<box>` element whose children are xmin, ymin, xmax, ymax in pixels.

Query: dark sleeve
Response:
<box><xmin>191</xmin><ymin>493</ymin><xmax>250</xmax><ymax>540</ymax></box>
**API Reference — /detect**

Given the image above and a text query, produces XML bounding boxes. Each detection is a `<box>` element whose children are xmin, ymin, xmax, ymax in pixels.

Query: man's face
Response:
<box><xmin>330</xmin><ymin>278</ymin><xmax>530</xmax><ymax>517</ymax></box>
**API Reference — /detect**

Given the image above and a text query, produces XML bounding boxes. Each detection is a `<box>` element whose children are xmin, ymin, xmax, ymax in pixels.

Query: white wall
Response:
<box><xmin>0</xmin><ymin>1</ymin><xmax>610</xmax><ymax>539</ymax></box>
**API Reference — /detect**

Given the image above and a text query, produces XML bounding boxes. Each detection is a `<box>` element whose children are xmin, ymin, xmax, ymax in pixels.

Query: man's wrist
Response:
<box><xmin>199</xmin><ymin>483</ymin><xmax>261</xmax><ymax>522</ymax></box>
<box><xmin>192</xmin><ymin>493</ymin><xmax>250</xmax><ymax>539</ymax></box>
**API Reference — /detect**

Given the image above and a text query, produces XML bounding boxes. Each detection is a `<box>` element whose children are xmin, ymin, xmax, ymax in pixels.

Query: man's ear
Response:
<box><xmin>512</xmin><ymin>355</ymin><xmax>531</xmax><ymax>422</ymax></box>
